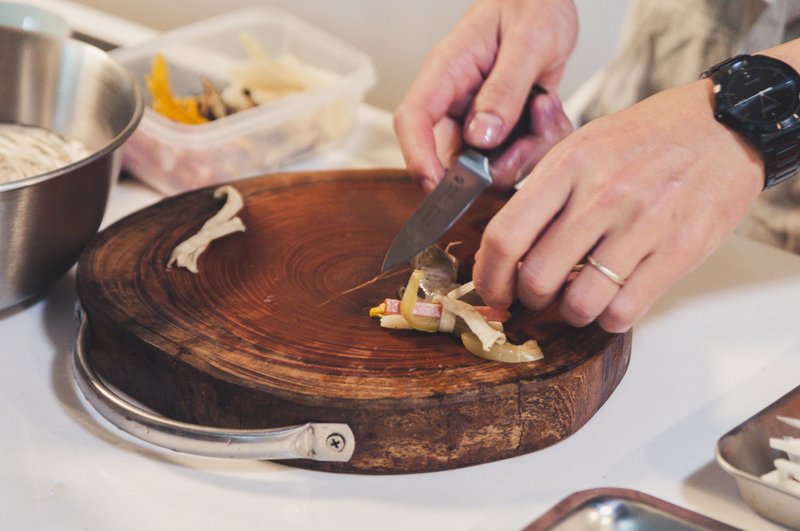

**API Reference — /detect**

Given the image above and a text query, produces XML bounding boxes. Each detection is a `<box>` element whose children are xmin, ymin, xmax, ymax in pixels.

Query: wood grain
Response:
<box><xmin>77</xmin><ymin>169</ymin><xmax>632</xmax><ymax>473</ymax></box>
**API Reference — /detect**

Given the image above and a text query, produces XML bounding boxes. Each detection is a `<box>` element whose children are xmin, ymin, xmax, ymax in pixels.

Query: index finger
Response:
<box><xmin>473</xmin><ymin>159</ymin><xmax>573</xmax><ymax>308</ymax></box>
<box><xmin>394</xmin><ymin>49</ymin><xmax>483</xmax><ymax>190</ymax></box>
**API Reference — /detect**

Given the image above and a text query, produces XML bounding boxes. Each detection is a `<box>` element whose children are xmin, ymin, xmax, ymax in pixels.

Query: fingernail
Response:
<box><xmin>467</xmin><ymin>112</ymin><xmax>504</xmax><ymax>146</ymax></box>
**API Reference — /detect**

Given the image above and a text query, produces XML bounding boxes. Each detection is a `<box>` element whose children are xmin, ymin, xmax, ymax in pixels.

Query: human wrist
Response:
<box><xmin>701</xmin><ymin>52</ymin><xmax>800</xmax><ymax>190</ymax></box>
<box><xmin>689</xmin><ymin>77</ymin><xmax>764</xmax><ymax>192</ymax></box>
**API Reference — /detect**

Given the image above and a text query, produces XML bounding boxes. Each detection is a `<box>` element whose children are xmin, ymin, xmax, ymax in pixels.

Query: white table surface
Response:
<box><xmin>4</xmin><ymin>2</ymin><xmax>800</xmax><ymax>529</ymax></box>
<box><xmin>2</xmin><ymin>102</ymin><xmax>800</xmax><ymax>531</ymax></box>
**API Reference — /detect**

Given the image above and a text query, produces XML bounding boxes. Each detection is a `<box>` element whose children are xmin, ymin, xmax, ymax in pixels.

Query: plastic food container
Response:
<box><xmin>110</xmin><ymin>7</ymin><xmax>376</xmax><ymax>195</ymax></box>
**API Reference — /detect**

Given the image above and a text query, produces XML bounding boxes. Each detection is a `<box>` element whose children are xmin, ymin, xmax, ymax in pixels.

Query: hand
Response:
<box><xmin>394</xmin><ymin>0</ymin><xmax>577</xmax><ymax>191</ymax></box>
<box><xmin>472</xmin><ymin>79</ymin><xmax>764</xmax><ymax>332</ymax></box>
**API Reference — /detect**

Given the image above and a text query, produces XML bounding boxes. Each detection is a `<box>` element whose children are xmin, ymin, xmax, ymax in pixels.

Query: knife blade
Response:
<box><xmin>381</xmin><ymin>149</ymin><xmax>492</xmax><ymax>271</ymax></box>
<box><xmin>381</xmin><ymin>86</ymin><xmax>545</xmax><ymax>272</ymax></box>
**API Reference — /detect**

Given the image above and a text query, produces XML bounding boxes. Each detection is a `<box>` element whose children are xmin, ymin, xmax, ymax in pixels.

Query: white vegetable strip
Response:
<box><xmin>761</xmin><ymin>469</ymin><xmax>785</xmax><ymax>483</ymax></box>
<box><xmin>761</xmin><ymin>469</ymin><xmax>800</xmax><ymax>494</ymax></box>
<box><xmin>778</xmin><ymin>416</ymin><xmax>800</xmax><ymax>430</ymax></box>
<box><xmin>775</xmin><ymin>458</ymin><xmax>800</xmax><ymax>481</ymax></box>
<box><xmin>222</xmin><ymin>32</ymin><xmax>331</xmax><ymax>111</ymax></box>
<box><xmin>167</xmin><ymin>185</ymin><xmax>246</xmax><ymax>273</ymax></box>
<box><xmin>380</xmin><ymin>314</ymin><xmax>412</xmax><ymax>329</ymax></box>
<box><xmin>438</xmin><ymin>281</ymin><xmax>468</xmax><ymax>333</ymax></box>
<box><xmin>770</xmin><ymin>437</ymin><xmax>800</xmax><ymax>459</ymax></box>
<box><xmin>434</xmin><ymin>294</ymin><xmax>505</xmax><ymax>351</ymax></box>
<box><xmin>446</xmin><ymin>281</ymin><xmax>476</xmax><ymax>301</ymax></box>
<box><xmin>762</xmin><ymin>417</ymin><xmax>800</xmax><ymax>493</ymax></box>
<box><xmin>438</xmin><ymin>309</ymin><xmax>456</xmax><ymax>334</ymax></box>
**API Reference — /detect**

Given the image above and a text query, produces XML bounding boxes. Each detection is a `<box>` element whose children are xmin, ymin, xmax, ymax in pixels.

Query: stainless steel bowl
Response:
<box><xmin>0</xmin><ymin>26</ymin><xmax>142</xmax><ymax>310</ymax></box>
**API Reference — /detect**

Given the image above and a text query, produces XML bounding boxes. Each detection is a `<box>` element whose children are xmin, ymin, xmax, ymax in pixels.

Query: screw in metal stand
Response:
<box><xmin>326</xmin><ymin>433</ymin><xmax>346</xmax><ymax>453</ymax></box>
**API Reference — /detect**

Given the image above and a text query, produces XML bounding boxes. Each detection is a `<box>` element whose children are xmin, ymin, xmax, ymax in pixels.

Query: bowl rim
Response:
<box><xmin>0</xmin><ymin>26</ymin><xmax>144</xmax><ymax>192</ymax></box>
<box><xmin>0</xmin><ymin>1</ymin><xmax>70</xmax><ymax>38</ymax></box>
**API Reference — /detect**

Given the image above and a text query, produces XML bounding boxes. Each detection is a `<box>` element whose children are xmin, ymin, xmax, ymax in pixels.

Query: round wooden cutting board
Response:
<box><xmin>76</xmin><ymin>169</ymin><xmax>632</xmax><ymax>474</ymax></box>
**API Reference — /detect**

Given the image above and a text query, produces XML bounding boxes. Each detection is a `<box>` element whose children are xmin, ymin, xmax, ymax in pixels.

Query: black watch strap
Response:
<box><xmin>700</xmin><ymin>54</ymin><xmax>747</xmax><ymax>80</ymax></box>
<box><xmin>764</xmin><ymin>128</ymin><xmax>800</xmax><ymax>188</ymax></box>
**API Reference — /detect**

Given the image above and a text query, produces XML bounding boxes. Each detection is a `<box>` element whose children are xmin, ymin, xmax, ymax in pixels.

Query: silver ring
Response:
<box><xmin>587</xmin><ymin>255</ymin><xmax>626</xmax><ymax>286</ymax></box>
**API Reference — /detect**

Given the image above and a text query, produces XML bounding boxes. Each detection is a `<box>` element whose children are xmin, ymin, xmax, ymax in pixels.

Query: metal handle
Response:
<box><xmin>72</xmin><ymin>304</ymin><xmax>355</xmax><ymax>462</ymax></box>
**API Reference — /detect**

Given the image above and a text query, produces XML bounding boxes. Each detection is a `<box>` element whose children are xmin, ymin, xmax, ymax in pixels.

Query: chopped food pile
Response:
<box><xmin>370</xmin><ymin>245</ymin><xmax>543</xmax><ymax>363</ymax></box>
<box><xmin>761</xmin><ymin>415</ymin><xmax>800</xmax><ymax>494</ymax></box>
<box><xmin>0</xmin><ymin>123</ymin><xmax>89</xmax><ymax>183</ymax></box>
<box><xmin>146</xmin><ymin>32</ymin><xmax>332</xmax><ymax>125</ymax></box>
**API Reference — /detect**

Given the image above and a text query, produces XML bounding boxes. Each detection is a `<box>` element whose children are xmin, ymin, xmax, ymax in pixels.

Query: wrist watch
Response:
<box><xmin>701</xmin><ymin>54</ymin><xmax>800</xmax><ymax>189</ymax></box>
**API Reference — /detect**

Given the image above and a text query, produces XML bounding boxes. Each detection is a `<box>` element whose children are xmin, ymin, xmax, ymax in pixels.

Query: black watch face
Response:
<box><xmin>719</xmin><ymin>58</ymin><xmax>800</xmax><ymax>129</ymax></box>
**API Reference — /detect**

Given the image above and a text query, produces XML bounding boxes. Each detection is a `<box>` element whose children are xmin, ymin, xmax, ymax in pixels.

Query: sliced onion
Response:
<box><xmin>434</xmin><ymin>294</ymin><xmax>504</xmax><ymax>351</ymax></box>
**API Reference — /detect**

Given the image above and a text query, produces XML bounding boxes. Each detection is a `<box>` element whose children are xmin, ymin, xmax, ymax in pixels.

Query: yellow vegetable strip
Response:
<box><xmin>147</xmin><ymin>54</ymin><xmax>208</xmax><ymax>125</ymax></box>
<box><xmin>461</xmin><ymin>332</ymin><xmax>543</xmax><ymax>363</ymax></box>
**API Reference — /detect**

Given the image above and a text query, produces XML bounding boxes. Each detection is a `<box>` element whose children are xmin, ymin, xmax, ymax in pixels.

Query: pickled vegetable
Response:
<box><xmin>461</xmin><ymin>331</ymin><xmax>543</xmax><ymax>363</ymax></box>
<box><xmin>370</xmin><ymin>251</ymin><xmax>543</xmax><ymax>363</ymax></box>
<box><xmin>147</xmin><ymin>54</ymin><xmax>208</xmax><ymax>125</ymax></box>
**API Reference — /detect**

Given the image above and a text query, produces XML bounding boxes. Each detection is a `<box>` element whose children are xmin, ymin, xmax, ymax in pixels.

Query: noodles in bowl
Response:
<box><xmin>0</xmin><ymin>124</ymin><xmax>89</xmax><ymax>183</ymax></box>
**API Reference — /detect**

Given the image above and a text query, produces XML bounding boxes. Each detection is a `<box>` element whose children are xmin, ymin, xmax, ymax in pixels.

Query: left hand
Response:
<box><xmin>472</xmin><ymin>79</ymin><xmax>764</xmax><ymax>332</ymax></box>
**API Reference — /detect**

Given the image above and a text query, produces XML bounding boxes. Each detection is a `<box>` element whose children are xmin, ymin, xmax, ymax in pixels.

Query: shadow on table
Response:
<box><xmin>39</xmin><ymin>270</ymin><xmax>232</xmax><ymax>469</ymax></box>
<box><xmin>647</xmin><ymin>235</ymin><xmax>800</xmax><ymax>322</ymax></box>
<box><xmin>683</xmin><ymin>460</ymin><xmax>744</xmax><ymax>508</ymax></box>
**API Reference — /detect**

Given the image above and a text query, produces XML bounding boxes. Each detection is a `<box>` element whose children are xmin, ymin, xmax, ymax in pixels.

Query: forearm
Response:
<box><xmin>760</xmin><ymin>37</ymin><xmax>800</xmax><ymax>68</ymax></box>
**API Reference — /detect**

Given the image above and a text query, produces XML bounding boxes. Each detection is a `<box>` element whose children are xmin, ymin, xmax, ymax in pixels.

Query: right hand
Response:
<box><xmin>393</xmin><ymin>0</ymin><xmax>578</xmax><ymax>191</ymax></box>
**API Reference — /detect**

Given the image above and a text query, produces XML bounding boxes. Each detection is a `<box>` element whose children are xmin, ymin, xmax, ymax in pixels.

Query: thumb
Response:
<box><xmin>464</xmin><ymin>44</ymin><xmax>565</xmax><ymax>149</ymax></box>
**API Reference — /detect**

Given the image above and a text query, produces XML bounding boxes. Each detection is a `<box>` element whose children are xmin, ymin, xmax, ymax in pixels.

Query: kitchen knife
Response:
<box><xmin>381</xmin><ymin>150</ymin><xmax>492</xmax><ymax>272</ymax></box>
<box><xmin>381</xmin><ymin>86</ymin><xmax>545</xmax><ymax>272</ymax></box>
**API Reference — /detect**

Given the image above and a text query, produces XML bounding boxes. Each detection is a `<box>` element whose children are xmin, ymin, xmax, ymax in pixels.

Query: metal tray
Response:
<box><xmin>524</xmin><ymin>488</ymin><xmax>735</xmax><ymax>530</ymax></box>
<box><xmin>716</xmin><ymin>385</ymin><xmax>800</xmax><ymax>530</ymax></box>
